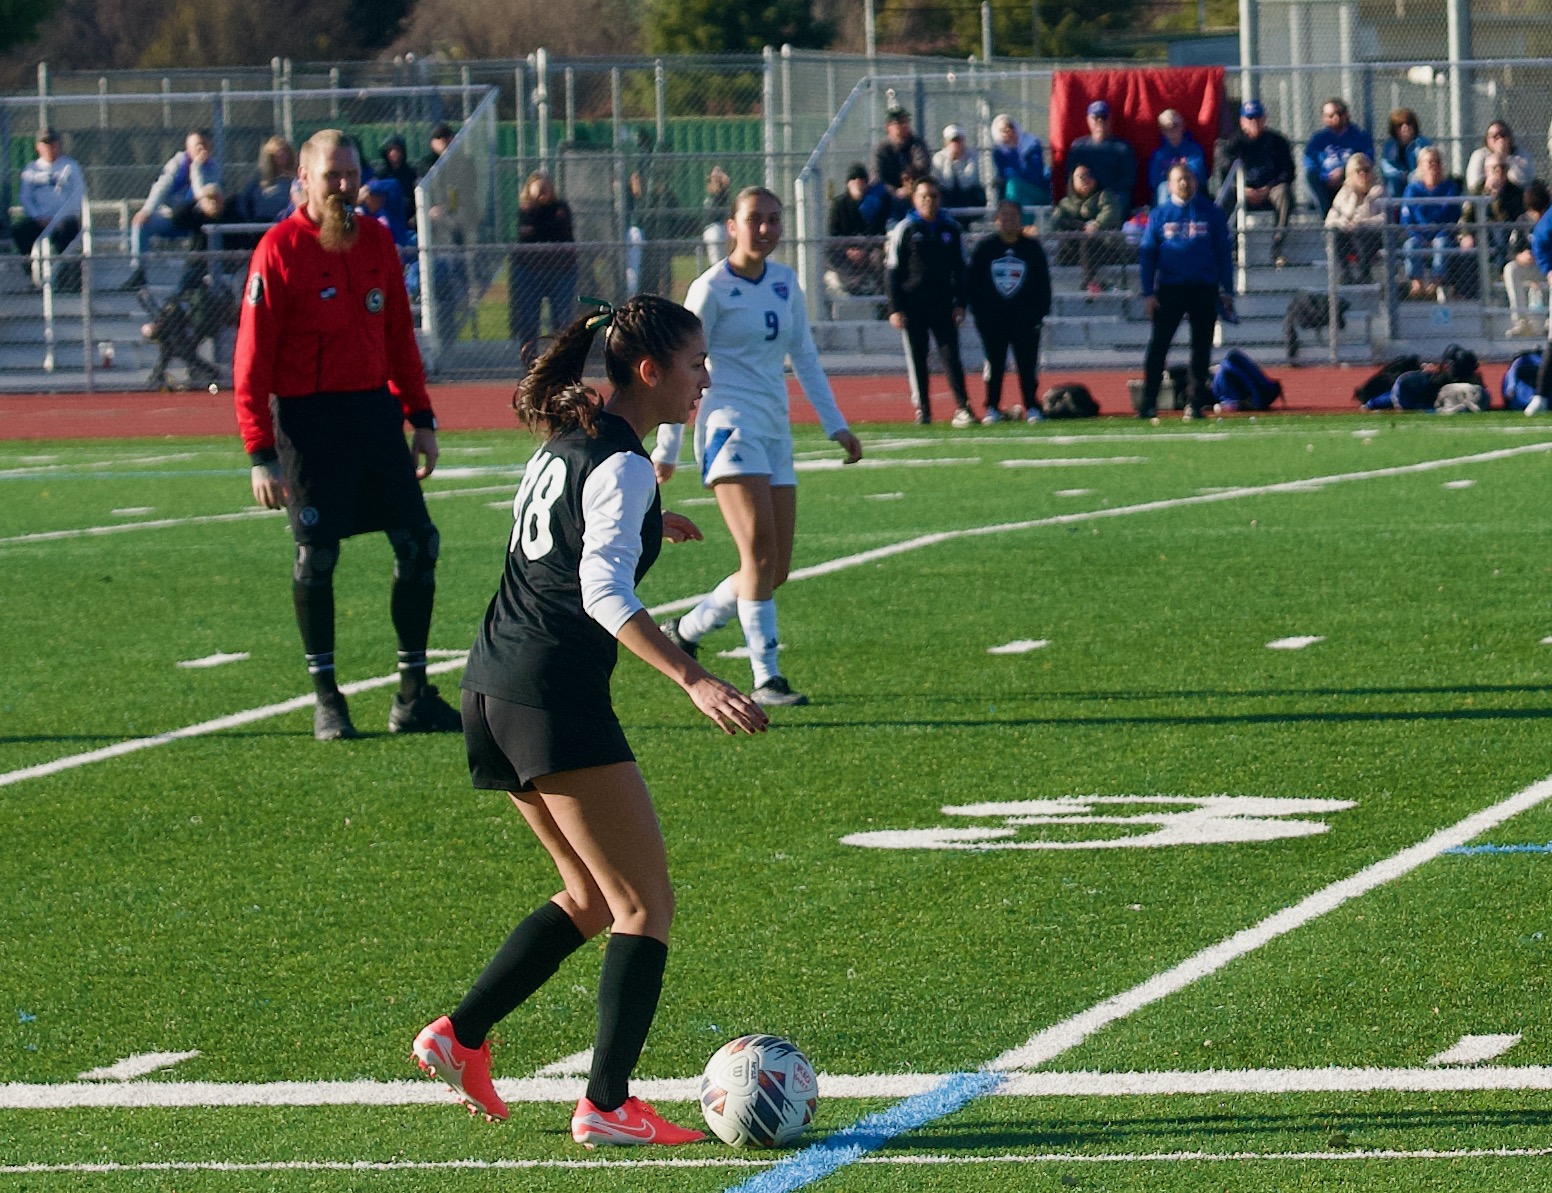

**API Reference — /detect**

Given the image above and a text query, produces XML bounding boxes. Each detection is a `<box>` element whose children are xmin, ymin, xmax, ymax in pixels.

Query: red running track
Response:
<box><xmin>0</xmin><ymin>363</ymin><xmax>1514</xmax><ymax>441</ymax></box>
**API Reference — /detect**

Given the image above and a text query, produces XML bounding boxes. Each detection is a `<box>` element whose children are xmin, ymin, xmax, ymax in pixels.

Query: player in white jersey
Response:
<box><xmin>651</xmin><ymin>186</ymin><xmax>863</xmax><ymax>706</ymax></box>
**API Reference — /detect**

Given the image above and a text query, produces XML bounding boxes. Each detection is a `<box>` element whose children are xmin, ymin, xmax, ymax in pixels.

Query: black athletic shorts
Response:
<box><xmin>272</xmin><ymin>387</ymin><xmax>431</xmax><ymax>543</ymax></box>
<box><xmin>461</xmin><ymin>688</ymin><xmax>635</xmax><ymax>792</ymax></box>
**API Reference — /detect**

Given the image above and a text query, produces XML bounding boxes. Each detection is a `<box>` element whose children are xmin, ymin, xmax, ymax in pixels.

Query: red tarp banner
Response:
<box><xmin>1049</xmin><ymin>66</ymin><xmax>1226</xmax><ymax>210</ymax></box>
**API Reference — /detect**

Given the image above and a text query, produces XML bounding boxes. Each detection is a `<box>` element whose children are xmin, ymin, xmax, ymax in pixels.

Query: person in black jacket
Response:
<box><xmin>967</xmin><ymin>200</ymin><xmax>1052</xmax><ymax>423</ymax></box>
<box><xmin>886</xmin><ymin>176</ymin><xmax>972</xmax><ymax>425</ymax></box>
<box><xmin>1215</xmin><ymin>99</ymin><xmax>1296</xmax><ymax>267</ymax></box>
<box><xmin>375</xmin><ymin>134</ymin><xmax>419</xmax><ymax>228</ymax></box>
<box><xmin>510</xmin><ymin>170</ymin><xmax>579</xmax><ymax>364</ymax></box>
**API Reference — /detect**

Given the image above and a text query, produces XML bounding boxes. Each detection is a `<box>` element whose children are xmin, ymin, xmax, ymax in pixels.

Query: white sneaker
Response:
<box><xmin>981</xmin><ymin>408</ymin><xmax>1003</xmax><ymax>425</ymax></box>
<box><xmin>950</xmin><ymin>408</ymin><xmax>975</xmax><ymax>429</ymax></box>
<box><xmin>1506</xmin><ymin>317</ymin><xmax>1538</xmax><ymax>338</ymax></box>
<box><xmin>1526</xmin><ymin>396</ymin><xmax>1546</xmax><ymax>417</ymax></box>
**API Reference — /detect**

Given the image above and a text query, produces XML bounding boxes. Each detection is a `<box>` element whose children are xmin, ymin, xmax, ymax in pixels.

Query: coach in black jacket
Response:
<box><xmin>967</xmin><ymin>200</ymin><xmax>1053</xmax><ymax>422</ymax></box>
<box><xmin>886</xmin><ymin>177</ymin><xmax>972</xmax><ymax>426</ymax></box>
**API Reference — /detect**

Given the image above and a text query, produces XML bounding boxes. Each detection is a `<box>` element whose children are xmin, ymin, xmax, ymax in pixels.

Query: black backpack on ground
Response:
<box><xmin>1353</xmin><ymin>354</ymin><xmax>1422</xmax><ymax>404</ymax></box>
<box><xmin>1040</xmin><ymin>383</ymin><xmax>1100</xmax><ymax>418</ymax></box>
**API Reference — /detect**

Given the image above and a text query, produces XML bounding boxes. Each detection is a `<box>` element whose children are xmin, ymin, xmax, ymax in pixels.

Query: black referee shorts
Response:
<box><xmin>272</xmin><ymin>387</ymin><xmax>431</xmax><ymax>544</ymax></box>
<box><xmin>461</xmin><ymin>688</ymin><xmax>635</xmax><ymax>793</ymax></box>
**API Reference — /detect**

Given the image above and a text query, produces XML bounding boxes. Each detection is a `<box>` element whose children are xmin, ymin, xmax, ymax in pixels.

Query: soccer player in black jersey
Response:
<box><xmin>412</xmin><ymin>295</ymin><xmax>768</xmax><ymax>1147</ymax></box>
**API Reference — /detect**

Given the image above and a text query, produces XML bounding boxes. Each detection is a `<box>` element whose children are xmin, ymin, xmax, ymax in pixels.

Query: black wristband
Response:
<box><xmin>248</xmin><ymin>447</ymin><xmax>279</xmax><ymax>466</ymax></box>
<box><xmin>407</xmin><ymin>410</ymin><xmax>438</xmax><ymax>431</ymax></box>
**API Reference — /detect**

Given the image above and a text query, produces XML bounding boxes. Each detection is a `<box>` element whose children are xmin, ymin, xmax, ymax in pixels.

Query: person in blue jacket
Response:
<box><xmin>1399</xmin><ymin>145</ymin><xmax>1463</xmax><ymax>299</ymax></box>
<box><xmin>1303</xmin><ymin>98</ymin><xmax>1375</xmax><ymax>217</ymax></box>
<box><xmin>1137</xmin><ymin>163</ymin><xmax>1233</xmax><ymax>420</ymax></box>
<box><xmin>1526</xmin><ymin>191</ymin><xmax>1552</xmax><ymax>410</ymax></box>
<box><xmin>1148</xmin><ymin>110</ymin><xmax>1208</xmax><ymax>205</ymax></box>
<box><xmin>1379</xmin><ymin>107</ymin><xmax>1429</xmax><ymax>198</ymax></box>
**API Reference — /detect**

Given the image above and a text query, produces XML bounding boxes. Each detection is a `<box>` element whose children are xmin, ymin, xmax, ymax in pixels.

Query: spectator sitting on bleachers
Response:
<box><xmin>933</xmin><ymin>124</ymin><xmax>986</xmax><ymax>217</ymax></box>
<box><xmin>1215</xmin><ymin>99</ymin><xmax>1295</xmax><ymax>268</ymax></box>
<box><xmin>874</xmin><ymin>105</ymin><xmax>932</xmax><ymax>219</ymax></box>
<box><xmin>1459</xmin><ymin>152</ymin><xmax>1524</xmax><ymax>254</ymax></box>
<box><xmin>1304</xmin><ymin>98</ymin><xmax>1375</xmax><ymax>217</ymax></box>
<box><xmin>1068</xmin><ymin>100</ymin><xmax>1137</xmax><ymax>215</ymax></box>
<box><xmin>171</xmin><ymin>184</ymin><xmax>231</xmax><ymax>293</ymax></box>
<box><xmin>1400</xmin><ymin>145</ymin><xmax>1464</xmax><ymax>300</ymax></box>
<box><xmin>12</xmin><ymin>128</ymin><xmax>84</xmax><ymax>289</ymax></box>
<box><xmin>1324</xmin><ymin>152</ymin><xmax>1386</xmax><ymax>285</ymax></box>
<box><xmin>1148</xmin><ymin>109</ymin><xmax>1207</xmax><ymax>205</ymax></box>
<box><xmin>1466</xmin><ymin>121</ymin><xmax>1534</xmax><ymax>193</ymax></box>
<box><xmin>1503</xmin><ymin>180</ymin><xmax>1549</xmax><ymax>338</ymax></box>
<box><xmin>124</xmin><ymin>128</ymin><xmax>221</xmax><ymax>289</ymax></box>
<box><xmin>825</xmin><ymin>162</ymin><xmax>889</xmax><ymax>298</ymax></box>
<box><xmin>990</xmin><ymin>113</ymin><xmax>1049</xmax><ymax>207</ymax></box>
<box><xmin>1379</xmin><ymin>108</ymin><xmax>1428</xmax><ymax>198</ymax></box>
<box><xmin>701</xmin><ymin>164</ymin><xmax>732</xmax><ymax>264</ymax></box>
<box><xmin>224</xmin><ymin>135</ymin><xmax>296</xmax><ymax>251</ymax></box>
<box><xmin>374</xmin><ymin>135</ymin><xmax>419</xmax><ymax>227</ymax></box>
<box><xmin>1048</xmin><ymin>163</ymin><xmax>1124</xmax><ymax>295</ymax></box>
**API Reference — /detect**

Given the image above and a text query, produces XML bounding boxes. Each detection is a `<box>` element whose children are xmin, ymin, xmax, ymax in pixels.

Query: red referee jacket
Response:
<box><xmin>233</xmin><ymin>207</ymin><xmax>433</xmax><ymax>458</ymax></box>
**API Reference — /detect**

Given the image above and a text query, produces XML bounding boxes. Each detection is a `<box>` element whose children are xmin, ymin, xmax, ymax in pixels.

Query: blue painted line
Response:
<box><xmin>1445</xmin><ymin>842</ymin><xmax>1552</xmax><ymax>855</ymax></box>
<box><xmin>724</xmin><ymin>1069</ymin><xmax>1004</xmax><ymax>1193</ymax></box>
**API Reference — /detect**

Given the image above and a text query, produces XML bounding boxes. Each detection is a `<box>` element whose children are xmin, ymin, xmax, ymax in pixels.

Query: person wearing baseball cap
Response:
<box><xmin>874</xmin><ymin>103</ymin><xmax>931</xmax><ymax>212</ymax></box>
<box><xmin>1067</xmin><ymin>98</ymin><xmax>1136</xmax><ymax>210</ymax></box>
<box><xmin>13</xmin><ymin>127</ymin><xmax>85</xmax><ymax>290</ymax></box>
<box><xmin>932</xmin><ymin>123</ymin><xmax>985</xmax><ymax>216</ymax></box>
<box><xmin>1216</xmin><ymin>97</ymin><xmax>1296</xmax><ymax>266</ymax></box>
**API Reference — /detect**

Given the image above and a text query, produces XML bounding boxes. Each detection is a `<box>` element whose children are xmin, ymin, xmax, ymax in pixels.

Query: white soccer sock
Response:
<box><xmin>737</xmin><ymin>598</ymin><xmax>781</xmax><ymax>688</ymax></box>
<box><xmin>678</xmin><ymin>576</ymin><xmax>739</xmax><ymax>643</ymax></box>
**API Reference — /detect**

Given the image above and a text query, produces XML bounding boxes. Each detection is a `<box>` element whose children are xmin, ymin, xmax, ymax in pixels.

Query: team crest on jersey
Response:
<box><xmin>298</xmin><ymin>506</ymin><xmax>319</xmax><ymax>527</ymax></box>
<box><xmin>773</xmin><ymin>282</ymin><xmax>789</xmax><ymax>300</ymax></box>
<box><xmin>991</xmin><ymin>255</ymin><xmax>1026</xmax><ymax>298</ymax></box>
<box><xmin>247</xmin><ymin>273</ymin><xmax>264</xmax><ymax>305</ymax></box>
<box><xmin>364</xmin><ymin>288</ymin><xmax>385</xmax><ymax>313</ymax></box>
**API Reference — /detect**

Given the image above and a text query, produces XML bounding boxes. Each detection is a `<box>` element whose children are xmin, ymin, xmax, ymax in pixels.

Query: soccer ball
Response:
<box><xmin>700</xmin><ymin>1034</ymin><xmax>818</xmax><ymax>1147</ymax></box>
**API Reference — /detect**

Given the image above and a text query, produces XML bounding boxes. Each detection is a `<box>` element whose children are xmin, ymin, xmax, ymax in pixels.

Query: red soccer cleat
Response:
<box><xmin>411</xmin><ymin>1015</ymin><xmax>509</xmax><ymax>1122</ymax></box>
<box><xmin>570</xmin><ymin>1095</ymin><xmax>707</xmax><ymax>1147</ymax></box>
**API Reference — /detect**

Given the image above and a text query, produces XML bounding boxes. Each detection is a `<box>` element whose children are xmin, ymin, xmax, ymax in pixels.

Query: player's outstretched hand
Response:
<box><xmin>687</xmin><ymin>674</ymin><xmax>769</xmax><ymax>736</ymax></box>
<box><xmin>661</xmin><ymin>511</ymin><xmax>703</xmax><ymax>543</ymax></box>
<box><xmin>833</xmin><ymin>429</ymin><xmax>863</xmax><ymax>464</ymax></box>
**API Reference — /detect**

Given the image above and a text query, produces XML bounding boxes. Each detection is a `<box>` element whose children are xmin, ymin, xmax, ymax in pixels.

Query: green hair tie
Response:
<box><xmin>579</xmin><ymin>295</ymin><xmax>614</xmax><ymax>332</ymax></box>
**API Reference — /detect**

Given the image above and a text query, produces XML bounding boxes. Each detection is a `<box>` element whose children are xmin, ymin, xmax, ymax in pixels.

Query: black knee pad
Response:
<box><xmin>388</xmin><ymin>523</ymin><xmax>439</xmax><ymax>583</ymax></box>
<box><xmin>293</xmin><ymin>542</ymin><xmax>340</xmax><ymax>586</ymax></box>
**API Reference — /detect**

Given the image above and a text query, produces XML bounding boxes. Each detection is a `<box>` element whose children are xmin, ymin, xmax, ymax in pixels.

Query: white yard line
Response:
<box><xmin>8</xmin><ymin>1064</ymin><xmax>1552</xmax><ymax>1110</ymax></box>
<box><xmin>1427</xmin><ymin>1035</ymin><xmax>1523</xmax><ymax>1066</ymax></box>
<box><xmin>77</xmin><ymin>1052</ymin><xmax>201</xmax><ymax>1081</ymax></box>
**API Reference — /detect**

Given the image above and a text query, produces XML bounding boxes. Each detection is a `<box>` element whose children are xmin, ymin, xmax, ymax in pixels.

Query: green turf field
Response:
<box><xmin>4</xmin><ymin>415</ymin><xmax>1552</xmax><ymax>1191</ymax></box>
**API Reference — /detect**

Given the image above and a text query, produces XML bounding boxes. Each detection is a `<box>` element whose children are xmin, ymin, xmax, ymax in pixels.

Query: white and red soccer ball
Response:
<box><xmin>700</xmin><ymin>1034</ymin><xmax>818</xmax><ymax>1147</ymax></box>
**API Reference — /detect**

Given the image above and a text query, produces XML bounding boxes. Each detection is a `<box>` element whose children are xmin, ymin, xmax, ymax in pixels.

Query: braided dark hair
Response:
<box><xmin>513</xmin><ymin>293</ymin><xmax>703</xmax><ymax>438</ymax></box>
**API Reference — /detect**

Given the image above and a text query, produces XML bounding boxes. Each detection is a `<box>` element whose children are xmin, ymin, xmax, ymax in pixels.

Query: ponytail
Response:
<box><xmin>513</xmin><ymin>293</ymin><xmax>702</xmax><ymax>438</ymax></box>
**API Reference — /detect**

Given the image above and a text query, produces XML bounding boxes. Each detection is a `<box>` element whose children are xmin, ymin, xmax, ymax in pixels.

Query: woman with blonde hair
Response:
<box><xmin>1325</xmin><ymin>152</ymin><xmax>1386</xmax><ymax>284</ymax></box>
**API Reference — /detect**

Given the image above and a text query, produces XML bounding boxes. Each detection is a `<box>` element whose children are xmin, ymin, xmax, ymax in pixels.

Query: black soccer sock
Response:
<box><xmin>390</xmin><ymin>577</ymin><xmax>435</xmax><ymax>696</ymax></box>
<box><xmin>448</xmin><ymin>902</ymin><xmax>586</xmax><ymax>1049</ymax></box>
<box><xmin>294</xmin><ymin>584</ymin><xmax>337</xmax><ymax>696</ymax></box>
<box><xmin>304</xmin><ymin>651</ymin><xmax>339</xmax><ymax>698</ymax></box>
<box><xmin>585</xmin><ymin>933</ymin><xmax>668</xmax><ymax>1112</ymax></box>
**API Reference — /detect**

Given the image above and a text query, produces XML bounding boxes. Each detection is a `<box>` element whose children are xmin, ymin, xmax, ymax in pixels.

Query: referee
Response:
<box><xmin>234</xmin><ymin>129</ymin><xmax>462</xmax><ymax>741</ymax></box>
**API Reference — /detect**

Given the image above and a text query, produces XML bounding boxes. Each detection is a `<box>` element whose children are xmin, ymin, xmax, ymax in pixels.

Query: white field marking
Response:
<box><xmin>865</xmin><ymin>491</ymin><xmax>905</xmax><ymax>501</ymax></box>
<box><xmin>175</xmin><ymin>652</ymin><xmax>248</xmax><ymax>669</ymax></box>
<box><xmin>0</xmin><ymin>658</ymin><xmax>466</xmax><ymax>791</ymax></box>
<box><xmin>1444</xmin><ymin>478</ymin><xmax>1477</xmax><ymax>489</ymax></box>
<box><xmin>5</xmin><ymin>441</ymin><xmax>1548</xmax><ymax>789</ymax></box>
<box><xmin>1427</xmin><ymin>1035</ymin><xmax>1522</xmax><ymax>1066</ymax></box>
<box><xmin>1055</xmin><ymin>488</ymin><xmax>1092</xmax><ymax>497</ymax></box>
<box><xmin>0</xmin><ymin>507</ymin><xmax>282</xmax><ymax>546</ymax></box>
<box><xmin>1541</xmin><ymin>636</ymin><xmax>1552</xmax><ymax>645</ymax></box>
<box><xmin>485</xmin><ymin>500</ymin><xmax>510</xmax><ymax>509</ymax></box>
<box><xmin>77</xmin><ymin>1051</ymin><xmax>200</xmax><ymax>1081</ymax></box>
<box><xmin>7</xmin><ymin>1148</ymin><xmax>1552</xmax><ymax>1175</ymax></box>
<box><xmin>425</xmin><ymin>649</ymin><xmax>468</xmax><ymax>658</ymax></box>
<box><xmin>999</xmin><ymin>457</ymin><xmax>1145</xmax><ymax>469</ymax></box>
<box><xmin>795</xmin><ymin>457</ymin><xmax>979</xmax><ymax>472</ymax></box>
<box><xmin>988</xmin><ymin>639</ymin><xmax>1049</xmax><ymax>654</ymax></box>
<box><xmin>716</xmin><ymin>644</ymin><xmax>787</xmax><ymax>659</ymax></box>
<box><xmin>12</xmin><ymin>1065</ymin><xmax>1552</xmax><ymax>1110</ymax></box>
<box><xmin>14</xmin><ymin>454</ymin><xmax>58</xmax><ymax>463</ymax></box>
<box><xmin>532</xmin><ymin>1049</ymin><xmax>594</xmax><ymax>1077</ymax></box>
<box><xmin>679</xmin><ymin>497</ymin><xmax>719</xmax><ymax>506</ymax></box>
<box><xmin>423</xmin><ymin>465</ymin><xmax>523</xmax><ymax>479</ymax></box>
<box><xmin>989</xmin><ymin>771</ymin><xmax>1552</xmax><ymax>1072</ymax></box>
<box><xmin>1267</xmin><ymin>636</ymin><xmax>1325</xmax><ymax>650</ymax></box>
<box><xmin>0</xmin><ymin>452</ymin><xmax>199</xmax><ymax>480</ymax></box>
<box><xmin>439</xmin><ymin>446</ymin><xmax>494</xmax><ymax>455</ymax></box>
<box><xmin>110</xmin><ymin>507</ymin><xmax>154</xmax><ymax>516</ymax></box>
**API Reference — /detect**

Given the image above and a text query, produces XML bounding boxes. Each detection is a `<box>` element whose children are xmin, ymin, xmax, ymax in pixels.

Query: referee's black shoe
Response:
<box><xmin>314</xmin><ymin>691</ymin><xmax>360</xmax><ymax>741</ymax></box>
<box><xmin>389</xmin><ymin>684</ymin><xmax>463</xmax><ymax>734</ymax></box>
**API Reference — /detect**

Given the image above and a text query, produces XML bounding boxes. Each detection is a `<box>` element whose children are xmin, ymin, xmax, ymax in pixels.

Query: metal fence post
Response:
<box><xmin>535</xmin><ymin>48</ymin><xmax>550</xmax><ymax>174</ymax></box>
<box><xmin>654</xmin><ymin>59</ymin><xmax>667</xmax><ymax>148</ymax></box>
<box><xmin>37</xmin><ymin>62</ymin><xmax>48</xmax><ymax>133</ymax></box>
<box><xmin>781</xmin><ymin>45</ymin><xmax>794</xmax><ymax>200</ymax></box>
<box><xmin>763</xmin><ymin>46</ymin><xmax>776</xmax><ymax>191</ymax></box>
<box><xmin>1326</xmin><ymin>224</ymin><xmax>1341</xmax><ymax>364</ymax></box>
<box><xmin>211</xmin><ymin>97</ymin><xmax>225</xmax><ymax>182</ymax></box>
<box><xmin>282</xmin><ymin>58</ymin><xmax>294</xmax><ymax>144</ymax></box>
<box><xmin>329</xmin><ymin>67</ymin><xmax>340</xmax><ymax>119</ymax></box>
<box><xmin>565</xmin><ymin>67</ymin><xmax>576</xmax><ymax>145</ymax></box>
<box><xmin>515</xmin><ymin>63</ymin><xmax>527</xmax><ymax>167</ymax></box>
<box><xmin>271</xmin><ymin>57</ymin><xmax>283</xmax><ymax>138</ymax></box>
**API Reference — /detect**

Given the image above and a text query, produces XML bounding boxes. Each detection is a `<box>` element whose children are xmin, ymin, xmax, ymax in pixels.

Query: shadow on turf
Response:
<box><xmin>901</xmin><ymin>1105</ymin><xmax>1552</xmax><ymax>1151</ymax></box>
